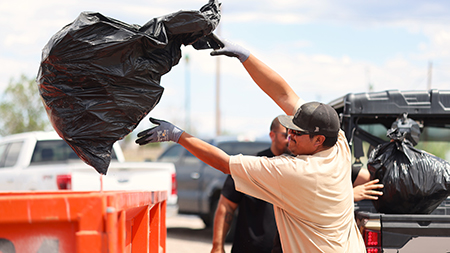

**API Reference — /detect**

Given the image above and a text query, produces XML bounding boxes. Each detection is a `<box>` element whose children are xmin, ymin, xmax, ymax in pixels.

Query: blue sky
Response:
<box><xmin>1</xmin><ymin>0</ymin><xmax>450</xmax><ymax>139</ymax></box>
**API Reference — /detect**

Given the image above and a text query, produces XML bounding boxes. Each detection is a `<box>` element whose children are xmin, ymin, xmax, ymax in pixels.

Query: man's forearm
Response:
<box><xmin>211</xmin><ymin>196</ymin><xmax>237</xmax><ymax>253</ymax></box>
<box><xmin>178</xmin><ymin>132</ymin><xmax>231</xmax><ymax>174</ymax></box>
<box><xmin>242</xmin><ymin>54</ymin><xmax>299</xmax><ymax>115</ymax></box>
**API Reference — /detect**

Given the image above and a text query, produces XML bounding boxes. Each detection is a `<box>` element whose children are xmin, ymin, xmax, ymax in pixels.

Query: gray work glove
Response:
<box><xmin>210</xmin><ymin>35</ymin><xmax>250</xmax><ymax>63</ymax></box>
<box><xmin>135</xmin><ymin>118</ymin><xmax>184</xmax><ymax>145</ymax></box>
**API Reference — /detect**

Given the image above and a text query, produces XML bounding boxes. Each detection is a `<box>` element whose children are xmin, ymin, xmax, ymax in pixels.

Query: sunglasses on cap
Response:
<box><xmin>288</xmin><ymin>129</ymin><xmax>310</xmax><ymax>136</ymax></box>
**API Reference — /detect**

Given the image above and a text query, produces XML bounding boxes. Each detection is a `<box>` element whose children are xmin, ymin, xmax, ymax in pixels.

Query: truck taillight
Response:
<box><xmin>366</xmin><ymin>248</ymin><xmax>380</xmax><ymax>253</ymax></box>
<box><xmin>171</xmin><ymin>173</ymin><xmax>177</xmax><ymax>196</ymax></box>
<box><xmin>57</xmin><ymin>174</ymin><xmax>72</xmax><ymax>190</ymax></box>
<box><xmin>364</xmin><ymin>229</ymin><xmax>381</xmax><ymax>253</ymax></box>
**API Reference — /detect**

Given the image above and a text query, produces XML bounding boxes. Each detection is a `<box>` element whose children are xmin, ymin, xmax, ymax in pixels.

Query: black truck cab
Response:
<box><xmin>329</xmin><ymin>89</ymin><xmax>450</xmax><ymax>252</ymax></box>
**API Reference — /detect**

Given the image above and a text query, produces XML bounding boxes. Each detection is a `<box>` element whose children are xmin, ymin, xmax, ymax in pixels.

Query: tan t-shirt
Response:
<box><xmin>229</xmin><ymin>130</ymin><xmax>366</xmax><ymax>252</ymax></box>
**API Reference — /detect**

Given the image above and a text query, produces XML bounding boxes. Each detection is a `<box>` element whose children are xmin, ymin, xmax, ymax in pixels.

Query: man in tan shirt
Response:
<box><xmin>136</xmin><ymin>36</ymin><xmax>366</xmax><ymax>252</ymax></box>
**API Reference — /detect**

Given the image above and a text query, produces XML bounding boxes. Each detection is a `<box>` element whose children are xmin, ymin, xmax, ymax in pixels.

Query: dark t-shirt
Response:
<box><xmin>223</xmin><ymin>148</ymin><xmax>282</xmax><ymax>253</ymax></box>
<box><xmin>352</xmin><ymin>163</ymin><xmax>362</xmax><ymax>184</ymax></box>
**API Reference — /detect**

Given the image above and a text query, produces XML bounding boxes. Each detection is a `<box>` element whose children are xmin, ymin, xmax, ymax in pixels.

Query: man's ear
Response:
<box><xmin>315</xmin><ymin>135</ymin><xmax>326</xmax><ymax>146</ymax></box>
<box><xmin>269</xmin><ymin>130</ymin><xmax>276</xmax><ymax>141</ymax></box>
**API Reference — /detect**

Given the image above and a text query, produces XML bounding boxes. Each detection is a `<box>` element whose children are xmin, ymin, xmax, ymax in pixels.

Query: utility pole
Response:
<box><xmin>215</xmin><ymin>54</ymin><xmax>221</xmax><ymax>136</ymax></box>
<box><xmin>427</xmin><ymin>61</ymin><xmax>433</xmax><ymax>90</ymax></box>
<box><xmin>365</xmin><ymin>67</ymin><xmax>374</xmax><ymax>92</ymax></box>
<box><xmin>185</xmin><ymin>54</ymin><xmax>191</xmax><ymax>133</ymax></box>
<box><xmin>215</xmin><ymin>22</ymin><xmax>222</xmax><ymax>136</ymax></box>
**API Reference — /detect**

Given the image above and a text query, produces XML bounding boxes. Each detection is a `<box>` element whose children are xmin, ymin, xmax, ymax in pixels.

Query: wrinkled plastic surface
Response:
<box><xmin>37</xmin><ymin>0</ymin><xmax>221</xmax><ymax>174</ymax></box>
<box><xmin>368</xmin><ymin>140</ymin><xmax>450</xmax><ymax>214</ymax></box>
<box><xmin>387</xmin><ymin>113</ymin><xmax>421</xmax><ymax>146</ymax></box>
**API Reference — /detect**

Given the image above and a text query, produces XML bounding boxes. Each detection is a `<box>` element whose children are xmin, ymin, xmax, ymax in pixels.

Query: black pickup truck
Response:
<box><xmin>329</xmin><ymin>89</ymin><xmax>450</xmax><ymax>252</ymax></box>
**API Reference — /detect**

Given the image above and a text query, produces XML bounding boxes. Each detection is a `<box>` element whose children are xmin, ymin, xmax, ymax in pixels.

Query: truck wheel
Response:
<box><xmin>0</xmin><ymin>238</ymin><xmax>16</xmax><ymax>253</ymax></box>
<box><xmin>200</xmin><ymin>214</ymin><xmax>212</xmax><ymax>227</ymax></box>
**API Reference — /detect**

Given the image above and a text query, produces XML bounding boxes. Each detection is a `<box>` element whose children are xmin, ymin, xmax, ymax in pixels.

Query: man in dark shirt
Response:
<box><xmin>210</xmin><ymin>117</ymin><xmax>288</xmax><ymax>253</ymax></box>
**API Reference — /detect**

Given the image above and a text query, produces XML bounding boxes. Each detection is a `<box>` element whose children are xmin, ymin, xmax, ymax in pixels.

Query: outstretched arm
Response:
<box><xmin>210</xmin><ymin>36</ymin><xmax>300</xmax><ymax>115</ymax></box>
<box><xmin>178</xmin><ymin>132</ymin><xmax>230</xmax><ymax>174</ymax></box>
<box><xmin>242</xmin><ymin>54</ymin><xmax>300</xmax><ymax>115</ymax></box>
<box><xmin>136</xmin><ymin>118</ymin><xmax>230</xmax><ymax>174</ymax></box>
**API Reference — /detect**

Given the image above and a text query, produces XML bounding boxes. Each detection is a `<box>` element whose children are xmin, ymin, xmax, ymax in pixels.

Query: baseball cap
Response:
<box><xmin>278</xmin><ymin>102</ymin><xmax>340</xmax><ymax>137</ymax></box>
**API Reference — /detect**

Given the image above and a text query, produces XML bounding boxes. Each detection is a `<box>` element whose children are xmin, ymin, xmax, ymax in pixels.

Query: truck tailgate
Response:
<box><xmin>356</xmin><ymin>211</ymin><xmax>450</xmax><ymax>250</ymax></box>
<box><xmin>71</xmin><ymin>162</ymin><xmax>174</xmax><ymax>193</ymax></box>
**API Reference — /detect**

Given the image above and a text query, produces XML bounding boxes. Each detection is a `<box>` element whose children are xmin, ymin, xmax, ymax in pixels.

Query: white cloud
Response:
<box><xmin>2</xmin><ymin>0</ymin><xmax>450</xmax><ymax>137</ymax></box>
<box><xmin>342</xmin><ymin>55</ymin><xmax>352</xmax><ymax>64</ymax></box>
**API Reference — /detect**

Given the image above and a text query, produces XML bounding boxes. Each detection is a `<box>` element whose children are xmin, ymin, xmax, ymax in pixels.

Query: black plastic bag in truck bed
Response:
<box><xmin>368</xmin><ymin>137</ymin><xmax>450</xmax><ymax>214</ymax></box>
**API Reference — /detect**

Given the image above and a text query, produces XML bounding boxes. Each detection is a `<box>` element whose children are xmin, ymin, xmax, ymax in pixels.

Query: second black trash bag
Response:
<box><xmin>37</xmin><ymin>0</ymin><xmax>221</xmax><ymax>174</ymax></box>
<box><xmin>368</xmin><ymin>140</ymin><xmax>450</xmax><ymax>214</ymax></box>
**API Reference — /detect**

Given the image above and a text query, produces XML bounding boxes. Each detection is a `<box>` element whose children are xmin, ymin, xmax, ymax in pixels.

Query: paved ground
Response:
<box><xmin>166</xmin><ymin>214</ymin><xmax>232</xmax><ymax>253</ymax></box>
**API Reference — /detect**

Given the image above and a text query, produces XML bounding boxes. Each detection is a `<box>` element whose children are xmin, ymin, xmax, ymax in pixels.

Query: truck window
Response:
<box><xmin>353</xmin><ymin>124</ymin><xmax>450</xmax><ymax>165</ymax></box>
<box><xmin>0</xmin><ymin>144</ymin><xmax>7</xmax><ymax>168</ymax></box>
<box><xmin>0</xmin><ymin>141</ymin><xmax>24</xmax><ymax>168</ymax></box>
<box><xmin>357</xmin><ymin>124</ymin><xmax>390</xmax><ymax>142</ymax></box>
<box><xmin>157</xmin><ymin>144</ymin><xmax>184</xmax><ymax>163</ymax></box>
<box><xmin>30</xmin><ymin>140</ymin><xmax>118</xmax><ymax>164</ymax></box>
<box><xmin>416</xmin><ymin>127</ymin><xmax>450</xmax><ymax>161</ymax></box>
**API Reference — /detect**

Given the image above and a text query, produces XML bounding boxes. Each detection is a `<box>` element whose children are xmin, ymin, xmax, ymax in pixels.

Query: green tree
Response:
<box><xmin>0</xmin><ymin>75</ymin><xmax>50</xmax><ymax>136</ymax></box>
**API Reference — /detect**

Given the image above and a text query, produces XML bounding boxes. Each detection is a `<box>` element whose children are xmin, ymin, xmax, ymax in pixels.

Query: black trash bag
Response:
<box><xmin>387</xmin><ymin>113</ymin><xmax>421</xmax><ymax>146</ymax></box>
<box><xmin>37</xmin><ymin>0</ymin><xmax>221</xmax><ymax>174</ymax></box>
<box><xmin>368</xmin><ymin>140</ymin><xmax>450</xmax><ymax>214</ymax></box>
